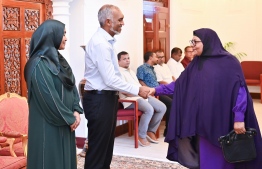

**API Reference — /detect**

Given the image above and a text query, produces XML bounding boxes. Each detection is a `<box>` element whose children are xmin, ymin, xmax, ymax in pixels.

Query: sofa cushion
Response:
<box><xmin>0</xmin><ymin>156</ymin><xmax>26</xmax><ymax>169</ymax></box>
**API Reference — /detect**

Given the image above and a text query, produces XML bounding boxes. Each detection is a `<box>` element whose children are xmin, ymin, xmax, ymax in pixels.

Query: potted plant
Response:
<box><xmin>223</xmin><ymin>42</ymin><xmax>247</xmax><ymax>60</ymax></box>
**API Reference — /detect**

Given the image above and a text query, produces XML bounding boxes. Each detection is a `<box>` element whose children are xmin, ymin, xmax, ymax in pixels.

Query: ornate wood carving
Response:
<box><xmin>45</xmin><ymin>0</ymin><xmax>53</xmax><ymax>19</ymax></box>
<box><xmin>25</xmin><ymin>38</ymin><xmax>31</xmax><ymax>60</ymax></box>
<box><xmin>3</xmin><ymin>7</ymin><xmax>20</xmax><ymax>31</ymax></box>
<box><xmin>25</xmin><ymin>9</ymin><xmax>40</xmax><ymax>31</ymax></box>
<box><xmin>17</xmin><ymin>0</ymin><xmax>45</xmax><ymax>3</ymax></box>
<box><xmin>4</xmin><ymin>38</ymin><xmax>21</xmax><ymax>95</ymax></box>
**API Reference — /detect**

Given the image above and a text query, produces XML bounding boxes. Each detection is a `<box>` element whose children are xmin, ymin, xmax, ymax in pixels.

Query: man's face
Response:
<box><xmin>151</xmin><ymin>53</ymin><xmax>158</xmax><ymax>65</ymax></box>
<box><xmin>172</xmin><ymin>51</ymin><xmax>182</xmax><ymax>62</ymax></box>
<box><xmin>118</xmin><ymin>54</ymin><xmax>130</xmax><ymax>68</ymax></box>
<box><xmin>109</xmin><ymin>9</ymin><xmax>124</xmax><ymax>35</ymax></box>
<box><xmin>156</xmin><ymin>52</ymin><xmax>165</xmax><ymax>65</ymax></box>
<box><xmin>184</xmin><ymin>47</ymin><xmax>194</xmax><ymax>60</ymax></box>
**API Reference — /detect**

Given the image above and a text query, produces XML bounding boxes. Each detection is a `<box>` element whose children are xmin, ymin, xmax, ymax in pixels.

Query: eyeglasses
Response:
<box><xmin>186</xmin><ymin>51</ymin><xmax>194</xmax><ymax>53</ymax></box>
<box><xmin>189</xmin><ymin>40</ymin><xmax>202</xmax><ymax>46</ymax></box>
<box><xmin>157</xmin><ymin>56</ymin><xmax>165</xmax><ymax>59</ymax></box>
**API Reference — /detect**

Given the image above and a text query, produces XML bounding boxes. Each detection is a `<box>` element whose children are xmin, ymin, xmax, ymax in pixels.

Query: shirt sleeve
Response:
<box><xmin>154</xmin><ymin>67</ymin><xmax>164</xmax><ymax>82</ymax></box>
<box><xmin>155</xmin><ymin>81</ymin><xmax>175</xmax><ymax>96</ymax></box>
<box><xmin>232</xmin><ymin>86</ymin><xmax>247</xmax><ymax>122</ymax></box>
<box><xmin>93</xmin><ymin>43</ymin><xmax>139</xmax><ymax>95</ymax></box>
<box><xmin>136</xmin><ymin>66</ymin><xmax>144</xmax><ymax>81</ymax></box>
<box><xmin>31</xmin><ymin>61</ymin><xmax>76</xmax><ymax>126</ymax></box>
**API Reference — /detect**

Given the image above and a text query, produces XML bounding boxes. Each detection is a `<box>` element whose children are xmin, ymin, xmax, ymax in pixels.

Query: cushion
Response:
<box><xmin>0</xmin><ymin>156</ymin><xmax>26</xmax><ymax>169</ymax></box>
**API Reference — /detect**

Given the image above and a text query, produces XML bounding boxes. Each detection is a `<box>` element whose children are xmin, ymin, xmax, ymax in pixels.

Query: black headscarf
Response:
<box><xmin>24</xmin><ymin>19</ymin><xmax>75</xmax><ymax>99</ymax></box>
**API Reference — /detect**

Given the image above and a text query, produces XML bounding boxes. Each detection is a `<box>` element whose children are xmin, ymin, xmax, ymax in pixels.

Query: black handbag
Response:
<box><xmin>218</xmin><ymin>128</ymin><xmax>257</xmax><ymax>163</ymax></box>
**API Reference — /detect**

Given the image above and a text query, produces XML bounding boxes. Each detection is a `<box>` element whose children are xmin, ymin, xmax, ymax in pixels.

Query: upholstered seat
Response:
<box><xmin>117</xmin><ymin>99</ymin><xmax>142</xmax><ymax>148</ymax></box>
<box><xmin>241</xmin><ymin>61</ymin><xmax>262</xmax><ymax>103</ymax></box>
<box><xmin>0</xmin><ymin>92</ymin><xmax>28</xmax><ymax>157</ymax></box>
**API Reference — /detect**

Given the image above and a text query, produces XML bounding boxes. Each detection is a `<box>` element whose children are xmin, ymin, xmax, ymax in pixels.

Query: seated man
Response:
<box><xmin>181</xmin><ymin>46</ymin><xmax>194</xmax><ymax>68</ymax></box>
<box><xmin>136</xmin><ymin>51</ymin><xmax>172</xmax><ymax>136</ymax></box>
<box><xmin>154</xmin><ymin>49</ymin><xmax>175</xmax><ymax>84</ymax></box>
<box><xmin>167</xmin><ymin>47</ymin><xmax>185</xmax><ymax>79</ymax></box>
<box><xmin>118</xmin><ymin>51</ymin><xmax>166</xmax><ymax>146</ymax></box>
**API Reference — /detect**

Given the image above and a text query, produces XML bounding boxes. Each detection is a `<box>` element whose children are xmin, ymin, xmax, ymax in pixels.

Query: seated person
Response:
<box><xmin>117</xmin><ymin>51</ymin><xmax>166</xmax><ymax>146</ymax></box>
<box><xmin>181</xmin><ymin>46</ymin><xmax>194</xmax><ymax>68</ymax></box>
<box><xmin>154</xmin><ymin>49</ymin><xmax>175</xmax><ymax>84</ymax></box>
<box><xmin>136</xmin><ymin>51</ymin><xmax>172</xmax><ymax>136</ymax></box>
<box><xmin>167</xmin><ymin>47</ymin><xmax>185</xmax><ymax>79</ymax></box>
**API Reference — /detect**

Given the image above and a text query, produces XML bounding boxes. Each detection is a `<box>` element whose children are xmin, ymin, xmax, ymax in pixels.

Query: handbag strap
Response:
<box><xmin>219</xmin><ymin>127</ymin><xmax>257</xmax><ymax>144</ymax></box>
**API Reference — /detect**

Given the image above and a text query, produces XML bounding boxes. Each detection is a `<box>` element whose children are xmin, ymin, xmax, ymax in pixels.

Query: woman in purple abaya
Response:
<box><xmin>149</xmin><ymin>28</ymin><xmax>262</xmax><ymax>169</ymax></box>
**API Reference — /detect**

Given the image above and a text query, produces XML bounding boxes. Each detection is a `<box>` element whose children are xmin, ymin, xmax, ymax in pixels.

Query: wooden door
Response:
<box><xmin>0</xmin><ymin>0</ymin><xmax>52</xmax><ymax>97</ymax></box>
<box><xmin>143</xmin><ymin>2</ymin><xmax>170</xmax><ymax>61</ymax></box>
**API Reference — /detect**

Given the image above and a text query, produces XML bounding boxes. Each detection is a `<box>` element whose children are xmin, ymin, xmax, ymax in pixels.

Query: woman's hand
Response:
<box><xmin>148</xmin><ymin>88</ymin><xmax>155</xmax><ymax>96</ymax></box>
<box><xmin>234</xmin><ymin>122</ymin><xmax>246</xmax><ymax>134</ymax></box>
<box><xmin>70</xmin><ymin>111</ymin><xmax>81</xmax><ymax>131</ymax></box>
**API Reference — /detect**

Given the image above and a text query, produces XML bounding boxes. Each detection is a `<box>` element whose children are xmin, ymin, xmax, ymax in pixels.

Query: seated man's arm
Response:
<box><xmin>158</xmin><ymin>81</ymin><xmax>168</xmax><ymax>85</ymax></box>
<box><xmin>139</xmin><ymin>80</ymin><xmax>148</xmax><ymax>86</ymax></box>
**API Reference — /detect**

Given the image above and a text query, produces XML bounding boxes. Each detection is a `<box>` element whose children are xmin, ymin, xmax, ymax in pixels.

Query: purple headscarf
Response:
<box><xmin>165</xmin><ymin>28</ymin><xmax>262</xmax><ymax>168</ymax></box>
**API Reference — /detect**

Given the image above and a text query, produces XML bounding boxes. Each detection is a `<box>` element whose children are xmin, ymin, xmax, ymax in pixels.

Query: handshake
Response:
<box><xmin>138</xmin><ymin>86</ymin><xmax>155</xmax><ymax>99</ymax></box>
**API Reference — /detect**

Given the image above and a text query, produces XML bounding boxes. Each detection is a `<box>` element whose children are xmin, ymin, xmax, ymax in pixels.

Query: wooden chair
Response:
<box><xmin>0</xmin><ymin>136</ymin><xmax>27</xmax><ymax>168</ymax></box>
<box><xmin>117</xmin><ymin>99</ymin><xmax>142</xmax><ymax>148</ymax></box>
<box><xmin>0</xmin><ymin>92</ymin><xmax>28</xmax><ymax>157</ymax></box>
<box><xmin>241</xmin><ymin>61</ymin><xmax>262</xmax><ymax>103</ymax></box>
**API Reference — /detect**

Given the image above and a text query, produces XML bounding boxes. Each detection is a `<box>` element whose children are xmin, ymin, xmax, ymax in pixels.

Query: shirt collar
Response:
<box><xmin>98</xmin><ymin>27</ymin><xmax>116</xmax><ymax>44</ymax></box>
<box><xmin>119</xmin><ymin>67</ymin><xmax>129</xmax><ymax>71</ymax></box>
<box><xmin>144</xmin><ymin>63</ymin><xmax>154</xmax><ymax>69</ymax></box>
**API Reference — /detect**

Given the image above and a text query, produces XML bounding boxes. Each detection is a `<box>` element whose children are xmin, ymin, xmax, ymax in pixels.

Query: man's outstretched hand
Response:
<box><xmin>138</xmin><ymin>86</ymin><xmax>150</xmax><ymax>99</ymax></box>
<box><xmin>148</xmin><ymin>88</ymin><xmax>155</xmax><ymax>96</ymax></box>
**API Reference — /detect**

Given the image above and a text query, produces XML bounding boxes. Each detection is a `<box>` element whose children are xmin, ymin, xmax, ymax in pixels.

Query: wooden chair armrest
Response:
<box><xmin>118</xmin><ymin>99</ymin><xmax>138</xmax><ymax>110</ymax></box>
<box><xmin>21</xmin><ymin>134</ymin><xmax>28</xmax><ymax>157</ymax></box>
<box><xmin>0</xmin><ymin>137</ymin><xmax>16</xmax><ymax>157</ymax></box>
<box><xmin>2</xmin><ymin>131</ymin><xmax>23</xmax><ymax>138</ymax></box>
<box><xmin>118</xmin><ymin>99</ymin><xmax>138</xmax><ymax>103</ymax></box>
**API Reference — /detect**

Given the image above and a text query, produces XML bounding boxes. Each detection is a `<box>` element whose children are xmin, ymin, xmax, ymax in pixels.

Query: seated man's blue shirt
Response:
<box><xmin>136</xmin><ymin>63</ymin><xmax>159</xmax><ymax>87</ymax></box>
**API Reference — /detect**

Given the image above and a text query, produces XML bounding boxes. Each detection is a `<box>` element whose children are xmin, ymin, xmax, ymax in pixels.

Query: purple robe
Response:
<box><xmin>155</xmin><ymin>28</ymin><xmax>262</xmax><ymax>169</ymax></box>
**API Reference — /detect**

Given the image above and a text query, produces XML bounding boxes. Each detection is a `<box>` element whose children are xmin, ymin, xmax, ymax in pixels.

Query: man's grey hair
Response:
<box><xmin>98</xmin><ymin>4</ymin><xmax>120</xmax><ymax>27</ymax></box>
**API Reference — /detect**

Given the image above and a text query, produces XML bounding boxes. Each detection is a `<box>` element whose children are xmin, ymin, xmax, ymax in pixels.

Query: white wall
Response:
<box><xmin>69</xmin><ymin>0</ymin><xmax>143</xmax><ymax>137</ymax></box>
<box><xmin>69</xmin><ymin>0</ymin><xmax>262</xmax><ymax>137</ymax></box>
<box><xmin>170</xmin><ymin>0</ymin><xmax>262</xmax><ymax>62</ymax></box>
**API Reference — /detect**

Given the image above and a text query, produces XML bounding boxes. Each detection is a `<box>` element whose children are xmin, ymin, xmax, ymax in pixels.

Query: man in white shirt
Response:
<box><xmin>83</xmin><ymin>5</ymin><xmax>149</xmax><ymax>169</ymax></box>
<box><xmin>154</xmin><ymin>49</ymin><xmax>175</xmax><ymax>84</ymax></box>
<box><xmin>118</xmin><ymin>51</ymin><xmax>166</xmax><ymax>147</ymax></box>
<box><xmin>167</xmin><ymin>47</ymin><xmax>185</xmax><ymax>79</ymax></box>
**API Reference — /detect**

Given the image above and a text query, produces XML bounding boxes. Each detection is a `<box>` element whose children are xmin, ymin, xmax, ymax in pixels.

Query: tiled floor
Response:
<box><xmin>113</xmin><ymin>99</ymin><xmax>262</xmax><ymax>163</ymax></box>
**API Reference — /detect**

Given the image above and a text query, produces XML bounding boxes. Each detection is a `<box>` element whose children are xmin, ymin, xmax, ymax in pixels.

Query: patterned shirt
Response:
<box><xmin>136</xmin><ymin>63</ymin><xmax>159</xmax><ymax>87</ymax></box>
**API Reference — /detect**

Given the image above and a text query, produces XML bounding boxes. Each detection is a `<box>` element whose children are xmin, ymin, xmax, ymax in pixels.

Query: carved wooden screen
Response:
<box><xmin>0</xmin><ymin>0</ymin><xmax>52</xmax><ymax>97</ymax></box>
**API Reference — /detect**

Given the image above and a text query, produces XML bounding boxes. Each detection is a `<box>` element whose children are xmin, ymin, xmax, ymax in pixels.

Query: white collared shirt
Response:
<box><xmin>119</xmin><ymin>67</ymin><xmax>142</xmax><ymax>108</ymax></box>
<box><xmin>154</xmin><ymin>63</ymin><xmax>173</xmax><ymax>83</ymax></box>
<box><xmin>166</xmin><ymin>58</ymin><xmax>185</xmax><ymax>79</ymax></box>
<box><xmin>84</xmin><ymin>28</ymin><xmax>139</xmax><ymax>95</ymax></box>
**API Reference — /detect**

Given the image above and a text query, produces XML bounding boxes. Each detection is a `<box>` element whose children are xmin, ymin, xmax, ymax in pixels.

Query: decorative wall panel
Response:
<box><xmin>4</xmin><ymin>38</ymin><xmax>21</xmax><ymax>95</ymax></box>
<box><xmin>45</xmin><ymin>0</ymin><xmax>53</xmax><ymax>19</ymax></box>
<box><xmin>3</xmin><ymin>7</ymin><xmax>20</xmax><ymax>31</ymax></box>
<box><xmin>25</xmin><ymin>38</ymin><xmax>31</xmax><ymax>60</ymax></box>
<box><xmin>25</xmin><ymin>9</ymin><xmax>40</xmax><ymax>31</ymax></box>
<box><xmin>17</xmin><ymin>0</ymin><xmax>44</xmax><ymax>3</ymax></box>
